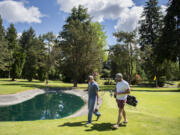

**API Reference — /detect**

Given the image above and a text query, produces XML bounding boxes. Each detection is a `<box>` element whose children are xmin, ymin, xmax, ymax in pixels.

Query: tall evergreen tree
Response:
<box><xmin>36</xmin><ymin>36</ymin><xmax>47</xmax><ymax>81</ymax></box>
<box><xmin>0</xmin><ymin>16</ymin><xmax>9</xmax><ymax>72</ymax></box>
<box><xmin>157</xmin><ymin>0</ymin><xmax>180</xmax><ymax>71</ymax></box>
<box><xmin>139</xmin><ymin>0</ymin><xmax>163</xmax><ymax>82</ymax></box>
<box><xmin>6</xmin><ymin>24</ymin><xmax>25</xmax><ymax>81</ymax></box>
<box><xmin>20</xmin><ymin>27</ymin><xmax>38</xmax><ymax>81</ymax></box>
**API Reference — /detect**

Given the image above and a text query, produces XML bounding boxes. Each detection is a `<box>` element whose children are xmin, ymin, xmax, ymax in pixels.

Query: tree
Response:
<box><xmin>6</xmin><ymin>24</ymin><xmax>25</xmax><ymax>81</ymax></box>
<box><xmin>59</xmin><ymin>5</ymin><xmax>106</xmax><ymax>87</ymax></box>
<box><xmin>20</xmin><ymin>27</ymin><xmax>39</xmax><ymax>81</ymax></box>
<box><xmin>138</xmin><ymin>0</ymin><xmax>163</xmax><ymax>82</ymax></box>
<box><xmin>36</xmin><ymin>36</ymin><xmax>47</xmax><ymax>81</ymax></box>
<box><xmin>157</xmin><ymin>0</ymin><xmax>180</xmax><ymax>71</ymax></box>
<box><xmin>113</xmin><ymin>31</ymin><xmax>137</xmax><ymax>83</ymax></box>
<box><xmin>42</xmin><ymin>32</ymin><xmax>56</xmax><ymax>84</ymax></box>
<box><xmin>0</xmin><ymin>16</ymin><xmax>9</xmax><ymax>72</ymax></box>
<box><xmin>10</xmin><ymin>48</ymin><xmax>26</xmax><ymax>81</ymax></box>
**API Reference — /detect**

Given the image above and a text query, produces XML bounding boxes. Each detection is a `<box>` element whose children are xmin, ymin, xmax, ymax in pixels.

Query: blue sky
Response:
<box><xmin>0</xmin><ymin>0</ymin><xmax>168</xmax><ymax>46</ymax></box>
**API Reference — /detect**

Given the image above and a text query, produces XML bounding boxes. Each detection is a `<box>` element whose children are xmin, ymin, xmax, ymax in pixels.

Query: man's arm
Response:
<box><xmin>95</xmin><ymin>83</ymin><xmax>100</xmax><ymax>105</ymax></box>
<box><xmin>114</xmin><ymin>86</ymin><xmax>117</xmax><ymax>98</ymax></box>
<box><xmin>96</xmin><ymin>91</ymin><xmax>99</xmax><ymax>105</ymax></box>
<box><xmin>117</xmin><ymin>88</ymin><xmax>130</xmax><ymax>95</ymax></box>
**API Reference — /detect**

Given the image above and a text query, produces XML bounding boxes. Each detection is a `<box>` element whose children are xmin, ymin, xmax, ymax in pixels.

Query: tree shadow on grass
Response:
<box><xmin>1</xmin><ymin>83</ymin><xmax>74</xmax><ymax>91</ymax></box>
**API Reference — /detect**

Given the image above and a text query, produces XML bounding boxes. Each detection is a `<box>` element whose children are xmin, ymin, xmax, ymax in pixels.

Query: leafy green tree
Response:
<box><xmin>113</xmin><ymin>31</ymin><xmax>138</xmax><ymax>83</ymax></box>
<box><xmin>59</xmin><ymin>5</ymin><xmax>106</xmax><ymax>87</ymax></box>
<box><xmin>42</xmin><ymin>32</ymin><xmax>56</xmax><ymax>84</ymax></box>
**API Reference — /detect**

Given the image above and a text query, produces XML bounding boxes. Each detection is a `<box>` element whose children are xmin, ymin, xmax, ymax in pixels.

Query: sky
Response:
<box><xmin>0</xmin><ymin>0</ymin><xmax>168</xmax><ymax>46</ymax></box>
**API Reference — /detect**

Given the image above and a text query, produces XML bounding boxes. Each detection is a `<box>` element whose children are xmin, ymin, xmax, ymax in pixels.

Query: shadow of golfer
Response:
<box><xmin>58</xmin><ymin>121</ymin><xmax>126</xmax><ymax>132</ymax></box>
<box><xmin>85</xmin><ymin>122</ymin><xmax>126</xmax><ymax>132</ymax></box>
<box><xmin>58</xmin><ymin>121</ymin><xmax>87</xmax><ymax>127</ymax></box>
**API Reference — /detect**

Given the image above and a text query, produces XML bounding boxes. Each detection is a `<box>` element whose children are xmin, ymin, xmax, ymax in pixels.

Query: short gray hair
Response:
<box><xmin>88</xmin><ymin>75</ymin><xmax>94</xmax><ymax>80</ymax></box>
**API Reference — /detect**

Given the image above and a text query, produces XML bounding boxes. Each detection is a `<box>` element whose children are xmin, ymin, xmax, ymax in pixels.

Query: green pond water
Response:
<box><xmin>0</xmin><ymin>92</ymin><xmax>84</xmax><ymax>121</ymax></box>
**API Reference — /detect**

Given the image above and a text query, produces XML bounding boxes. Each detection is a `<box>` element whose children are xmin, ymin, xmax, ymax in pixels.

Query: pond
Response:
<box><xmin>0</xmin><ymin>92</ymin><xmax>84</xmax><ymax>121</ymax></box>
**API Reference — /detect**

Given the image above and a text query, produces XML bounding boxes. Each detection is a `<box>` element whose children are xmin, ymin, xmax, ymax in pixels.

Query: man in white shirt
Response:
<box><xmin>113</xmin><ymin>73</ymin><xmax>130</xmax><ymax>129</ymax></box>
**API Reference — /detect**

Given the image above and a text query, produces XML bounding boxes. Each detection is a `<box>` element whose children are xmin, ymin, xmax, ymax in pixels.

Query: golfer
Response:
<box><xmin>86</xmin><ymin>75</ymin><xmax>101</xmax><ymax>125</ymax></box>
<box><xmin>113</xmin><ymin>73</ymin><xmax>130</xmax><ymax>129</ymax></box>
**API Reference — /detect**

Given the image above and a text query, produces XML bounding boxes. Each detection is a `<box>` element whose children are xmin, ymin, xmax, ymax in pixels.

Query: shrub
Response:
<box><xmin>158</xmin><ymin>76</ymin><xmax>166</xmax><ymax>87</ymax></box>
<box><xmin>178</xmin><ymin>83</ymin><xmax>180</xmax><ymax>88</ymax></box>
<box><xmin>131</xmin><ymin>74</ymin><xmax>142</xmax><ymax>85</ymax></box>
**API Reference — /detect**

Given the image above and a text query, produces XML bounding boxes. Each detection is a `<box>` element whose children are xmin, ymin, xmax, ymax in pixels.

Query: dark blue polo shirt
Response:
<box><xmin>88</xmin><ymin>81</ymin><xmax>99</xmax><ymax>98</ymax></box>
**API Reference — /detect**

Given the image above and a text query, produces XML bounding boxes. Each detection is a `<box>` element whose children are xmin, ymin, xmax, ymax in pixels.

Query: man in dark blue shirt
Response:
<box><xmin>86</xmin><ymin>75</ymin><xmax>101</xmax><ymax>125</ymax></box>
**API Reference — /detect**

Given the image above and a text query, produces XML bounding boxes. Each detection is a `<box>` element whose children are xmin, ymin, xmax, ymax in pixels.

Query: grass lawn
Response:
<box><xmin>0</xmin><ymin>78</ymin><xmax>87</xmax><ymax>95</ymax></box>
<box><xmin>0</xmin><ymin>78</ymin><xmax>179</xmax><ymax>95</ymax></box>
<box><xmin>0</xmin><ymin>79</ymin><xmax>180</xmax><ymax>135</ymax></box>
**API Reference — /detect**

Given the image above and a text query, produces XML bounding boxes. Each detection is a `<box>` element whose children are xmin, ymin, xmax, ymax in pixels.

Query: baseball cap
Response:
<box><xmin>115</xmin><ymin>73</ymin><xmax>123</xmax><ymax>80</ymax></box>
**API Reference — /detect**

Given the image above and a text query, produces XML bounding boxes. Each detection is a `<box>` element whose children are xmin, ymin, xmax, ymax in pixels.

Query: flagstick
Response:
<box><xmin>156</xmin><ymin>79</ymin><xmax>158</xmax><ymax>87</ymax></box>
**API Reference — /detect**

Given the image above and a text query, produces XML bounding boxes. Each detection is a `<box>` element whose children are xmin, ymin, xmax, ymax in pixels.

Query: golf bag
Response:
<box><xmin>126</xmin><ymin>95</ymin><xmax>138</xmax><ymax>107</ymax></box>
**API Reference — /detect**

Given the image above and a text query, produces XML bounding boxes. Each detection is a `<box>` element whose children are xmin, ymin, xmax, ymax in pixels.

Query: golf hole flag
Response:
<box><xmin>153</xmin><ymin>76</ymin><xmax>156</xmax><ymax>81</ymax></box>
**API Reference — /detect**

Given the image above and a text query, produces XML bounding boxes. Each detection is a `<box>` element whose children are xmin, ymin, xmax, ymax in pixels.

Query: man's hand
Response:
<box><xmin>114</xmin><ymin>92</ymin><xmax>117</xmax><ymax>98</ymax></box>
<box><xmin>116</xmin><ymin>89</ymin><xmax>130</xmax><ymax>95</ymax></box>
<box><xmin>97</xmin><ymin>100</ymin><xmax>99</xmax><ymax>105</ymax></box>
<box><xmin>96</xmin><ymin>91</ymin><xmax>99</xmax><ymax>105</ymax></box>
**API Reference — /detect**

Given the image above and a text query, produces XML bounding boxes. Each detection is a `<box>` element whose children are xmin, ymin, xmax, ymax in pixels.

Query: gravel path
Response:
<box><xmin>0</xmin><ymin>89</ymin><xmax>45</xmax><ymax>107</ymax></box>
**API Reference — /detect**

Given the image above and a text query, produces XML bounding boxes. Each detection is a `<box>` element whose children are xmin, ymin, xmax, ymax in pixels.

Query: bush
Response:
<box><xmin>104</xmin><ymin>81</ymin><xmax>116</xmax><ymax>85</ymax></box>
<box><xmin>158</xmin><ymin>76</ymin><xmax>166</xmax><ymax>87</ymax></box>
<box><xmin>131</xmin><ymin>74</ymin><xmax>142</xmax><ymax>85</ymax></box>
<box><xmin>178</xmin><ymin>83</ymin><xmax>180</xmax><ymax>88</ymax></box>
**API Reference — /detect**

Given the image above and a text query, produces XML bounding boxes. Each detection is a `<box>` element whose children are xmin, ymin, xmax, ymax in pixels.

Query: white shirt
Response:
<box><xmin>116</xmin><ymin>80</ymin><xmax>130</xmax><ymax>100</ymax></box>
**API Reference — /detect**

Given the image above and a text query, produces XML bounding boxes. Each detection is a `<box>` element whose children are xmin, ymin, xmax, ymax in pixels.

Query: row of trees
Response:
<box><xmin>0</xmin><ymin>6</ymin><xmax>106</xmax><ymax>87</ymax></box>
<box><xmin>104</xmin><ymin>0</ymin><xmax>180</xmax><ymax>86</ymax></box>
<box><xmin>0</xmin><ymin>0</ymin><xmax>179</xmax><ymax>87</ymax></box>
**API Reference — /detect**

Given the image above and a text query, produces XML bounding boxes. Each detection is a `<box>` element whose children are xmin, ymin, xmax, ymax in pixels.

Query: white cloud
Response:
<box><xmin>160</xmin><ymin>5</ymin><xmax>167</xmax><ymax>16</ymax></box>
<box><xmin>0</xmin><ymin>0</ymin><xmax>44</xmax><ymax>23</ymax></box>
<box><xmin>114</xmin><ymin>6</ymin><xmax>143</xmax><ymax>32</ymax></box>
<box><xmin>17</xmin><ymin>32</ymin><xmax>22</xmax><ymax>39</ymax></box>
<box><xmin>57</xmin><ymin>0</ymin><xmax>143</xmax><ymax>32</ymax></box>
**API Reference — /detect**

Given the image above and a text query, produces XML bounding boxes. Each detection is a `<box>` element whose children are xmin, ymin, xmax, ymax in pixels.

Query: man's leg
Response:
<box><xmin>87</xmin><ymin>97</ymin><xmax>96</xmax><ymax>123</ymax></box>
<box><xmin>113</xmin><ymin>100</ymin><xmax>125</xmax><ymax>128</ymax></box>
<box><xmin>117</xmin><ymin>108</ymin><xmax>123</xmax><ymax>125</ymax></box>
<box><xmin>123</xmin><ymin>109</ymin><xmax>127</xmax><ymax>122</ymax></box>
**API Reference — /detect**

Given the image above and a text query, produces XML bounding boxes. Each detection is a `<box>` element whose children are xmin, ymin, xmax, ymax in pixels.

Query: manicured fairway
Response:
<box><xmin>0</xmin><ymin>80</ymin><xmax>180</xmax><ymax>135</ymax></box>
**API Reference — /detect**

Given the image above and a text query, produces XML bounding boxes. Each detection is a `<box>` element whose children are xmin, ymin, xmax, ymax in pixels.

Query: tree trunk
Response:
<box><xmin>8</xmin><ymin>70</ymin><xmax>10</xmax><ymax>78</ymax></box>
<box><xmin>46</xmin><ymin>72</ymin><xmax>49</xmax><ymax>85</ymax></box>
<box><xmin>73</xmin><ymin>81</ymin><xmax>77</xmax><ymax>87</ymax></box>
<box><xmin>179</xmin><ymin>56</ymin><xmax>180</xmax><ymax>72</ymax></box>
<box><xmin>12</xmin><ymin>77</ymin><xmax>15</xmax><ymax>81</ymax></box>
